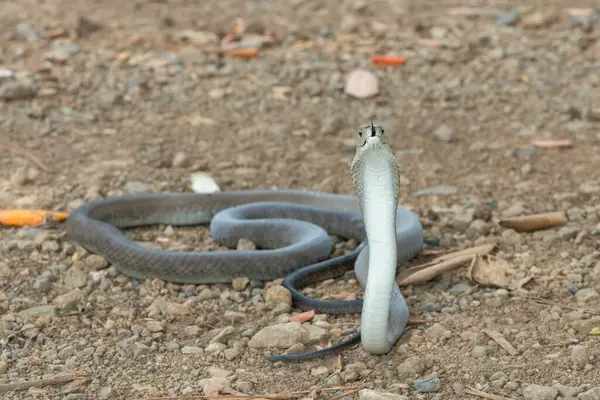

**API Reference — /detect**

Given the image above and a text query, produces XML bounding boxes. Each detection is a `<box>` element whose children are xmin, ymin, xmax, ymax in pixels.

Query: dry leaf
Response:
<box><xmin>190</xmin><ymin>172</ymin><xmax>220</xmax><ymax>193</ymax></box>
<box><xmin>398</xmin><ymin>254</ymin><xmax>474</xmax><ymax>286</ymax></box>
<box><xmin>467</xmin><ymin>255</ymin><xmax>510</xmax><ymax>288</ymax></box>
<box><xmin>499</xmin><ymin>211</ymin><xmax>566</xmax><ymax>232</ymax></box>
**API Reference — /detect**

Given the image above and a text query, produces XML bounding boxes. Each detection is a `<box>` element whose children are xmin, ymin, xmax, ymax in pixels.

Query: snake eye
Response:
<box><xmin>358</xmin><ymin>131</ymin><xmax>362</xmax><ymax>137</ymax></box>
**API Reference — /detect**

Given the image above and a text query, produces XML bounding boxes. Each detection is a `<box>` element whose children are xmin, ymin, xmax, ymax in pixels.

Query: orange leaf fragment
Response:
<box><xmin>371</xmin><ymin>55</ymin><xmax>406</xmax><ymax>66</ymax></box>
<box><xmin>289</xmin><ymin>309</ymin><xmax>315</xmax><ymax>323</ymax></box>
<box><xmin>0</xmin><ymin>209</ymin><xmax>69</xmax><ymax>227</ymax></box>
<box><xmin>531</xmin><ymin>139</ymin><xmax>572</xmax><ymax>148</ymax></box>
<box><xmin>223</xmin><ymin>48</ymin><xmax>258</xmax><ymax>58</ymax></box>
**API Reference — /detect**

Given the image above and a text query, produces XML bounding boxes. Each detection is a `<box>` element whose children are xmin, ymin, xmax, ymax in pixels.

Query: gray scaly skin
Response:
<box><xmin>65</xmin><ymin>123</ymin><xmax>424</xmax><ymax>361</ymax></box>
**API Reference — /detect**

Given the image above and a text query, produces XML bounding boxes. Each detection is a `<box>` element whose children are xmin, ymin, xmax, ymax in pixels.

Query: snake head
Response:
<box><xmin>356</xmin><ymin>123</ymin><xmax>389</xmax><ymax>148</ymax></box>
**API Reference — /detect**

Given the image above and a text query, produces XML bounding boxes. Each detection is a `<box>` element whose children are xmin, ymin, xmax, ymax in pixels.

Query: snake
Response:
<box><xmin>65</xmin><ymin>123</ymin><xmax>424</xmax><ymax>361</ymax></box>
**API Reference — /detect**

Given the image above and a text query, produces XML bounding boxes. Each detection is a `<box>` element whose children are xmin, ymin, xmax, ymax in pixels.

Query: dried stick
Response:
<box><xmin>464</xmin><ymin>386</ymin><xmax>516</xmax><ymax>400</ymax></box>
<box><xmin>141</xmin><ymin>386</ymin><xmax>361</xmax><ymax>400</ymax></box>
<box><xmin>0</xmin><ymin>143</ymin><xmax>50</xmax><ymax>171</ymax></box>
<box><xmin>398</xmin><ymin>254</ymin><xmax>474</xmax><ymax>286</ymax></box>
<box><xmin>0</xmin><ymin>373</ymin><xmax>81</xmax><ymax>393</ymax></box>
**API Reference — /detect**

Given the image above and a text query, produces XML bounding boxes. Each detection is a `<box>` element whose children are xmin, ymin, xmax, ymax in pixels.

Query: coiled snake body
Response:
<box><xmin>66</xmin><ymin>123</ymin><xmax>424</xmax><ymax>360</ymax></box>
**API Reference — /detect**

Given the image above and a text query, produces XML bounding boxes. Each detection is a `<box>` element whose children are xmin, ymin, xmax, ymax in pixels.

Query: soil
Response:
<box><xmin>1</xmin><ymin>0</ymin><xmax>600</xmax><ymax>399</ymax></box>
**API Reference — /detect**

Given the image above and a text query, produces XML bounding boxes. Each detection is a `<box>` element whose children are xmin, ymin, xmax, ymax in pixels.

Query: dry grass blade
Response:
<box><xmin>464</xmin><ymin>386</ymin><xmax>516</xmax><ymax>400</ymax></box>
<box><xmin>0</xmin><ymin>143</ymin><xmax>50</xmax><ymax>171</ymax></box>
<box><xmin>498</xmin><ymin>211</ymin><xmax>566</xmax><ymax>232</ymax></box>
<box><xmin>527</xmin><ymin>296</ymin><xmax>600</xmax><ymax>315</ymax></box>
<box><xmin>140</xmin><ymin>386</ymin><xmax>361</xmax><ymax>400</ymax></box>
<box><xmin>482</xmin><ymin>329</ymin><xmax>518</xmax><ymax>356</ymax></box>
<box><xmin>0</xmin><ymin>373</ymin><xmax>83</xmax><ymax>393</ymax></box>
<box><xmin>398</xmin><ymin>254</ymin><xmax>474</xmax><ymax>286</ymax></box>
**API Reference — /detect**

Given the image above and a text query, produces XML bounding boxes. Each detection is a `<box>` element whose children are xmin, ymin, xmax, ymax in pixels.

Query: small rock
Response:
<box><xmin>558</xmin><ymin>226</ymin><xmax>580</xmax><ymax>240</ymax></box>
<box><xmin>358</xmin><ymin>389</ymin><xmax>408</xmax><ymax>400</ymax></box>
<box><xmin>20</xmin><ymin>305</ymin><xmax>57</xmax><ymax>317</ymax></box>
<box><xmin>413</xmin><ymin>373</ymin><xmax>441</xmax><ymax>393</ymax></box>
<box><xmin>451</xmin><ymin>213</ymin><xmax>473</xmax><ymax>232</ymax></box>
<box><xmin>578</xmin><ymin>387</ymin><xmax>600</xmax><ymax>400</ymax></box>
<box><xmin>146</xmin><ymin>320</ymin><xmax>164</xmax><ymax>333</ymax></box>
<box><xmin>209</xmin><ymin>366</ymin><xmax>233</xmax><ymax>378</ymax></box>
<box><xmin>224</xmin><ymin>348</ymin><xmax>240</xmax><ymax>360</ymax></box>
<box><xmin>232</xmin><ymin>277</ymin><xmax>249</xmax><ymax>291</ymax></box>
<box><xmin>496</xmin><ymin>9</ymin><xmax>520</xmax><ymax>26</ymax></box>
<box><xmin>424</xmin><ymin>323</ymin><xmax>451</xmax><ymax>342</ymax></box>
<box><xmin>181</xmin><ymin>345</ymin><xmax>204</xmax><ymax>354</ymax></box>
<box><xmin>248</xmin><ymin>322</ymin><xmax>306</xmax><ymax>349</ymax></box>
<box><xmin>132</xmin><ymin>342</ymin><xmax>153</xmax><ymax>357</ymax></box>
<box><xmin>198</xmin><ymin>288</ymin><xmax>215</xmax><ymax>301</ymax></box>
<box><xmin>211</xmin><ymin>326</ymin><xmax>236</xmax><ymax>343</ymax></box>
<box><xmin>396</xmin><ymin>356</ymin><xmax>425</xmax><ymax>379</ymax></box>
<box><xmin>98</xmin><ymin>386</ymin><xmax>113</xmax><ymax>400</ymax></box>
<box><xmin>205</xmin><ymin>342</ymin><xmax>226</xmax><ymax>354</ymax></box>
<box><xmin>471</xmin><ymin>345</ymin><xmax>487</xmax><ymax>359</ymax></box>
<box><xmin>522</xmin><ymin>385</ymin><xmax>558</xmax><ymax>400</ymax></box>
<box><xmin>344</xmin><ymin>69</ymin><xmax>379</xmax><ymax>99</ymax></box>
<box><xmin>85</xmin><ymin>254</ymin><xmax>108</xmax><ymax>270</ymax></box>
<box><xmin>53</xmin><ymin>289</ymin><xmax>85</xmax><ymax>310</ymax></box>
<box><xmin>34</xmin><ymin>274</ymin><xmax>53</xmax><ymax>292</ymax></box>
<box><xmin>433</xmin><ymin>124</ymin><xmax>453</xmax><ymax>142</ymax></box>
<box><xmin>553</xmin><ymin>384</ymin><xmax>583</xmax><ymax>398</ymax></box>
<box><xmin>571</xmin><ymin>316</ymin><xmax>600</xmax><ymax>333</ymax></box>
<box><xmin>165</xmin><ymin>342</ymin><xmax>179</xmax><ymax>351</ymax></box>
<box><xmin>236</xmin><ymin>239</ymin><xmax>256</xmax><ymax>250</ymax></box>
<box><xmin>571</xmin><ymin>345</ymin><xmax>588</xmax><ymax>368</ymax></box>
<box><xmin>264</xmin><ymin>285</ymin><xmax>292</xmax><ymax>308</ymax></box>
<box><xmin>172</xmin><ymin>152</ymin><xmax>189</xmax><ymax>167</ymax></box>
<box><xmin>64</xmin><ymin>267</ymin><xmax>87</xmax><ymax>289</ymax></box>
<box><xmin>0</xmin><ymin>81</ymin><xmax>37</xmax><ymax>101</ymax></box>
<box><xmin>575</xmin><ymin>288</ymin><xmax>599</xmax><ymax>302</ymax></box>
<box><xmin>311</xmin><ymin>366</ymin><xmax>329</xmax><ymax>378</ymax></box>
<box><xmin>323</xmin><ymin>372</ymin><xmax>345</xmax><ymax>387</ymax></box>
<box><xmin>124</xmin><ymin>180</ymin><xmax>152</xmax><ymax>194</ymax></box>
<box><xmin>184</xmin><ymin>325</ymin><xmax>201</xmax><ymax>336</ymax></box>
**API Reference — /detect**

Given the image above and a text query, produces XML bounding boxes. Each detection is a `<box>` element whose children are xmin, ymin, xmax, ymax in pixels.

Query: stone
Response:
<box><xmin>571</xmin><ymin>316</ymin><xmax>600</xmax><ymax>333</ymax></box>
<box><xmin>575</xmin><ymin>288</ymin><xmax>599</xmax><ymax>302</ymax></box>
<box><xmin>396</xmin><ymin>356</ymin><xmax>425</xmax><ymax>379</ymax></box>
<box><xmin>424</xmin><ymin>323</ymin><xmax>451</xmax><ymax>342</ymax></box>
<box><xmin>571</xmin><ymin>345</ymin><xmax>588</xmax><ymax>368</ymax></box>
<box><xmin>344</xmin><ymin>69</ymin><xmax>379</xmax><ymax>99</ymax></box>
<box><xmin>53</xmin><ymin>289</ymin><xmax>85</xmax><ymax>310</ymax></box>
<box><xmin>264</xmin><ymin>285</ymin><xmax>292</xmax><ymax>308</ymax></box>
<box><xmin>172</xmin><ymin>152</ymin><xmax>189</xmax><ymax>167</ymax></box>
<box><xmin>211</xmin><ymin>326</ymin><xmax>236</xmax><ymax>344</ymax></box>
<box><xmin>413</xmin><ymin>373</ymin><xmax>441</xmax><ymax>393</ymax></box>
<box><xmin>248</xmin><ymin>322</ymin><xmax>307</xmax><ymax>349</ymax></box>
<box><xmin>359</xmin><ymin>389</ymin><xmax>408</xmax><ymax>400</ymax></box>
<box><xmin>433</xmin><ymin>124</ymin><xmax>454</xmax><ymax>142</ymax></box>
<box><xmin>578</xmin><ymin>387</ymin><xmax>600</xmax><ymax>400</ymax></box>
<box><xmin>64</xmin><ymin>267</ymin><xmax>87</xmax><ymax>289</ymax></box>
<box><xmin>98</xmin><ymin>386</ymin><xmax>113</xmax><ymax>399</ymax></box>
<box><xmin>522</xmin><ymin>385</ymin><xmax>559</xmax><ymax>400</ymax></box>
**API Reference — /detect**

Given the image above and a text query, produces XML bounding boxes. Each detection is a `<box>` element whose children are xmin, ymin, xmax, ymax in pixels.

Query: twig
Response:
<box><xmin>398</xmin><ymin>254</ymin><xmax>474</xmax><ymax>286</ymax></box>
<box><xmin>0</xmin><ymin>373</ymin><xmax>82</xmax><ymax>393</ymax></box>
<box><xmin>0</xmin><ymin>143</ymin><xmax>50</xmax><ymax>171</ymax></box>
<box><xmin>141</xmin><ymin>386</ymin><xmax>361</xmax><ymax>400</ymax></box>
<box><xmin>464</xmin><ymin>386</ymin><xmax>516</xmax><ymax>400</ymax></box>
<box><xmin>526</xmin><ymin>296</ymin><xmax>600</xmax><ymax>315</ymax></box>
<box><xmin>482</xmin><ymin>329</ymin><xmax>518</xmax><ymax>356</ymax></box>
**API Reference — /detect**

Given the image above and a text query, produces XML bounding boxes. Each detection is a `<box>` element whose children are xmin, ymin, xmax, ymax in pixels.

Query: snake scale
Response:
<box><xmin>66</xmin><ymin>123</ymin><xmax>425</xmax><ymax>361</ymax></box>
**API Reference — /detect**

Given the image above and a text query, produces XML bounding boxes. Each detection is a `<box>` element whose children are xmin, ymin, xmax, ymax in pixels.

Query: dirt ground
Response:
<box><xmin>1</xmin><ymin>0</ymin><xmax>600</xmax><ymax>399</ymax></box>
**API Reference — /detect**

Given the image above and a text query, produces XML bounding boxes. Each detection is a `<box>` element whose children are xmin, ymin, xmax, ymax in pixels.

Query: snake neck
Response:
<box><xmin>351</xmin><ymin>144</ymin><xmax>401</xmax><ymax>354</ymax></box>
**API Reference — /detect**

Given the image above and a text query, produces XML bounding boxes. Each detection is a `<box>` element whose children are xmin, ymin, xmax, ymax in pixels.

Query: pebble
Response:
<box><xmin>413</xmin><ymin>373</ymin><xmax>441</xmax><ymax>393</ymax></box>
<box><xmin>124</xmin><ymin>180</ymin><xmax>152</xmax><ymax>194</ymax></box>
<box><xmin>311</xmin><ymin>366</ymin><xmax>329</xmax><ymax>378</ymax></box>
<box><xmin>223</xmin><ymin>348</ymin><xmax>240</xmax><ymax>360</ymax></box>
<box><xmin>0</xmin><ymin>360</ymin><xmax>8</xmax><ymax>374</ymax></box>
<box><xmin>424</xmin><ymin>323</ymin><xmax>452</xmax><ymax>342</ymax></box>
<box><xmin>522</xmin><ymin>384</ymin><xmax>558</xmax><ymax>400</ymax></box>
<box><xmin>571</xmin><ymin>316</ymin><xmax>600</xmax><ymax>333</ymax></box>
<box><xmin>171</xmin><ymin>152</ymin><xmax>189</xmax><ymax>167</ymax></box>
<box><xmin>0</xmin><ymin>81</ymin><xmax>37</xmax><ymax>101</ymax></box>
<box><xmin>571</xmin><ymin>345</ymin><xmax>588</xmax><ymax>368</ymax></box>
<box><xmin>210</xmin><ymin>326</ymin><xmax>236</xmax><ymax>343</ymax></box>
<box><xmin>496</xmin><ymin>9</ymin><xmax>520</xmax><ymax>26</ymax></box>
<box><xmin>98</xmin><ymin>386</ymin><xmax>113</xmax><ymax>399</ymax></box>
<box><xmin>433</xmin><ymin>124</ymin><xmax>454</xmax><ymax>142</ymax></box>
<box><xmin>181</xmin><ymin>345</ymin><xmax>204</xmax><ymax>354</ymax></box>
<box><xmin>396</xmin><ymin>356</ymin><xmax>425</xmax><ymax>379</ymax></box>
<box><xmin>578</xmin><ymin>388</ymin><xmax>600</xmax><ymax>400</ymax></box>
<box><xmin>248</xmin><ymin>322</ymin><xmax>310</xmax><ymax>348</ymax></box>
<box><xmin>413</xmin><ymin>185</ymin><xmax>457</xmax><ymax>197</ymax></box>
<box><xmin>53</xmin><ymin>289</ymin><xmax>85</xmax><ymax>310</ymax></box>
<box><xmin>184</xmin><ymin>325</ymin><xmax>201</xmax><ymax>336</ymax></box>
<box><xmin>344</xmin><ymin>69</ymin><xmax>379</xmax><ymax>99</ymax></box>
<box><xmin>64</xmin><ymin>266</ymin><xmax>88</xmax><ymax>289</ymax></box>
<box><xmin>553</xmin><ymin>384</ymin><xmax>584</xmax><ymax>398</ymax></box>
<box><xmin>264</xmin><ymin>285</ymin><xmax>292</xmax><ymax>308</ymax></box>
<box><xmin>358</xmin><ymin>389</ymin><xmax>408</xmax><ymax>400</ymax></box>
<box><xmin>232</xmin><ymin>277</ymin><xmax>249</xmax><ymax>291</ymax></box>
<box><xmin>471</xmin><ymin>345</ymin><xmax>487</xmax><ymax>359</ymax></box>
<box><xmin>132</xmin><ymin>342</ymin><xmax>152</xmax><ymax>357</ymax></box>
<box><xmin>575</xmin><ymin>288</ymin><xmax>599</xmax><ymax>302</ymax></box>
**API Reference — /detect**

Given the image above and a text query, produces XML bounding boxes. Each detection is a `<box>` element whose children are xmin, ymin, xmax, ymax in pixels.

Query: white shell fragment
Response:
<box><xmin>190</xmin><ymin>172</ymin><xmax>220</xmax><ymax>193</ymax></box>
